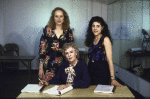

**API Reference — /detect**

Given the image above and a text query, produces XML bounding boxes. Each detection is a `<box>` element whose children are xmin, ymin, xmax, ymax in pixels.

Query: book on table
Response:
<box><xmin>43</xmin><ymin>85</ymin><xmax>73</xmax><ymax>95</ymax></box>
<box><xmin>21</xmin><ymin>84</ymin><xmax>44</xmax><ymax>93</ymax></box>
<box><xmin>94</xmin><ymin>84</ymin><xmax>115</xmax><ymax>93</ymax></box>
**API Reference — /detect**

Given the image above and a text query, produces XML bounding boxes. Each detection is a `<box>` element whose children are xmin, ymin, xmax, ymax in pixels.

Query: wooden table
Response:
<box><xmin>17</xmin><ymin>85</ymin><xmax>135</xmax><ymax>99</ymax></box>
<box><xmin>0</xmin><ymin>56</ymin><xmax>35</xmax><ymax>83</ymax></box>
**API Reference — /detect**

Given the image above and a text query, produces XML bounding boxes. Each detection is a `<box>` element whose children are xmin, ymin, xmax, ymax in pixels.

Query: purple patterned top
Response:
<box><xmin>88</xmin><ymin>36</ymin><xmax>106</xmax><ymax>62</ymax></box>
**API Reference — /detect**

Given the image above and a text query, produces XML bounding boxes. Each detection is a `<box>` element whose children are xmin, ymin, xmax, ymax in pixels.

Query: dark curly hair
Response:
<box><xmin>85</xmin><ymin>16</ymin><xmax>113</xmax><ymax>47</ymax></box>
<box><xmin>47</xmin><ymin>7</ymin><xmax>70</xmax><ymax>30</ymax></box>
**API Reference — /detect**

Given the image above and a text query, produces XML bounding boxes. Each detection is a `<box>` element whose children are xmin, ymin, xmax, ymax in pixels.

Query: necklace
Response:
<box><xmin>93</xmin><ymin>38</ymin><xmax>100</xmax><ymax>45</ymax></box>
<box><xmin>93</xmin><ymin>35</ymin><xmax>102</xmax><ymax>45</ymax></box>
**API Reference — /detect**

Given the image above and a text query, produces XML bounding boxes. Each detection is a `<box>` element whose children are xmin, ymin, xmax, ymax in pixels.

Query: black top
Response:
<box><xmin>88</xmin><ymin>36</ymin><xmax>110</xmax><ymax>85</ymax></box>
<box><xmin>49</xmin><ymin>59</ymin><xmax>90</xmax><ymax>88</ymax></box>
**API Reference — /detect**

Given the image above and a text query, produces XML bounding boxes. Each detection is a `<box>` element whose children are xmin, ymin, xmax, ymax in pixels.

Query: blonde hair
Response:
<box><xmin>47</xmin><ymin>7</ymin><xmax>70</xmax><ymax>30</ymax></box>
<box><xmin>62</xmin><ymin>42</ymin><xmax>79</xmax><ymax>59</ymax></box>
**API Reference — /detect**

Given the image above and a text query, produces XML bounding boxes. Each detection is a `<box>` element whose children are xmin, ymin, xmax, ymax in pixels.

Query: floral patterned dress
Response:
<box><xmin>39</xmin><ymin>26</ymin><xmax>74</xmax><ymax>80</ymax></box>
<box><xmin>88</xmin><ymin>35</ymin><xmax>110</xmax><ymax>85</ymax></box>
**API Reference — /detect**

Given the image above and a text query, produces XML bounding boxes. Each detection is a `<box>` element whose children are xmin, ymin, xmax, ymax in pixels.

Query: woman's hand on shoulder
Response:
<box><xmin>111</xmin><ymin>80</ymin><xmax>123</xmax><ymax>87</ymax></box>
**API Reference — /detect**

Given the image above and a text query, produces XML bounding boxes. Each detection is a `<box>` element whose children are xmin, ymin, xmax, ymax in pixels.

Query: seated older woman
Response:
<box><xmin>39</xmin><ymin>42</ymin><xmax>90</xmax><ymax>90</ymax></box>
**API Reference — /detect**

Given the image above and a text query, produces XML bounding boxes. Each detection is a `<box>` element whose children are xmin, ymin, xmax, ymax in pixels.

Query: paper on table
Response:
<box><xmin>94</xmin><ymin>85</ymin><xmax>114</xmax><ymax>93</ymax></box>
<box><xmin>60</xmin><ymin>85</ymin><xmax>73</xmax><ymax>95</ymax></box>
<box><xmin>43</xmin><ymin>85</ymin><xmax>59</xmax><ymax>95</ymax></box>
<box><xmin>43</xmin><ymin>85</ymin><xmax>73</xmax><ymax>95</ymax></box>
<box><xmin>21</xmin><ymin>84</ymin><xmax>43</xmax><ymax>93</ymax></box>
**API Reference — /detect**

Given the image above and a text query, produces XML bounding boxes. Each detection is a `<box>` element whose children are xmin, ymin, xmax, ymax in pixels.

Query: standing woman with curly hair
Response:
<box><xmin>38</xmin><ymin>7</ymin><xmax>74</xmax><ymax>81</ymax></box>
<box><xmin>85</xmin><ymin>16</ymin><xmax>122</xmax><ymax>87</ymax></box>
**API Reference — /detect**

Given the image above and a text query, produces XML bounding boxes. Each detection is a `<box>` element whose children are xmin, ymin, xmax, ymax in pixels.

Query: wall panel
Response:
<box><xmin>2</xmin><ymin>0</ymin><xmax>107</xmax><ymax>69</ymax></box>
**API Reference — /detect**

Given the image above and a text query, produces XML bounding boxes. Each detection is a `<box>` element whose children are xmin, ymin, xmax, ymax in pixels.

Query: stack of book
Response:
<box><xmin>94</xmin><ymin>84</ymin><xmax>115</xmax><ymax>93</ymax></box>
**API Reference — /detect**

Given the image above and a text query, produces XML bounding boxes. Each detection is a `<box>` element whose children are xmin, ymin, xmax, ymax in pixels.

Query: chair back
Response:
<box><xmin>3</xmin><ymin>43</ymin><xmax>19</xmax><ymax>56</ymax></box>
<box><xmin>0</xmin><ymin>44</ymin><xmax>3</xmax><ymax>56</ymax></box>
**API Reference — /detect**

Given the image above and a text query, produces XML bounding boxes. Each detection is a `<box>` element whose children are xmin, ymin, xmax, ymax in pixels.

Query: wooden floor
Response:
<box><xmin>0</xmin><ymin>69</ymin><xmax>145</xmax><ymax>99</ymax></box>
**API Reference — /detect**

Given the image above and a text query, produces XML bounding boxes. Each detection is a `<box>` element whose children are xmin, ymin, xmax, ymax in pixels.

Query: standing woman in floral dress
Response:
<box><xmin>38</xmin><ymin>7</ymin><xmax>74</xmax><ymax>81</ymax></box>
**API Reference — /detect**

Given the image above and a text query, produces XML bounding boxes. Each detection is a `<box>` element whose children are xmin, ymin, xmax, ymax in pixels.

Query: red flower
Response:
<box><xmin>52</xmin><ymin>42</ymin><xmax>59</xmax><ymax>51</ymax></box>
<box><xmin>102</xmin><ymin>41</ymin><xmax>104</xmax><ymax>45</ymax></box>
<box><xmin>42</xmin><ymin>70</ymin><xmax>55</xmax><ymax>81</ymax></box>
<box><xmin>40</xmin><ymin>41</ymin><xmax>46</xmax><ymax>51</ymax></box>
<box><xmin>69</xmin><ymin>33</ymin><xmax>73</xmax><ymax>39</ymax></box>
<box><xmin>45</xmin><ymin>55</ymin><xmax>50</xmax><ymax>62</ymax></box>
<box><xmin>53</xmin><ymin>57</ymin><xmax>62</xmax><ymax>63</ymax></box>
<box><xmin>47</xmin><ymin>27</ymin><xmax>52</xmax><ymax>37</ymax></box>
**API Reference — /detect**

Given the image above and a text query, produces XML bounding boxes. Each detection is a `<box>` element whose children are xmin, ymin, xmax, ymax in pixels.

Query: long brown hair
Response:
<box><xmin>47</xmin><ymin>7</ymin><xmax>70</xmax><ymax>30</ymax></box>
